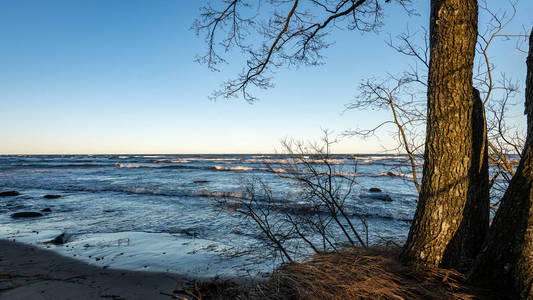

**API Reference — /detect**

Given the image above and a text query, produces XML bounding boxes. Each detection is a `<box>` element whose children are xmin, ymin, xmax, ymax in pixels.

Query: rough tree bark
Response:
<box><xmin>400</xmin><ymin>0</ymin><xmax>489</xmax><ymax>268</ymax></box>
<box><xmin>469</xmin><ymin>28</ymin><xmax>533</xmax><ymax>300</ymax></box>
<box><xmin>441</xmin><ymin>88</ymin><xmax>490</xmax><ymax>270</ymax></box>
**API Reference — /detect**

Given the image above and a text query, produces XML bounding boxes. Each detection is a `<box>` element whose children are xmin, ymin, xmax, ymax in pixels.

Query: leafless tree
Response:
<box><xmin>344</xmin><ymin>0</ymin><xmax>529</xmax><ymax>210</ymax></box>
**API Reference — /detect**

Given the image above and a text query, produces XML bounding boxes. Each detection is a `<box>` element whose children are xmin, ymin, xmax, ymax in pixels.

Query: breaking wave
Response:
<box><xmin>376</xmin><ymin>171</ymin><xmax>415</xmax><ymax>178</ymax></box>
<box><xmin>212</xmin><ymin>165</ymin><xmax>255</xmax><ymax>172</ymax></box>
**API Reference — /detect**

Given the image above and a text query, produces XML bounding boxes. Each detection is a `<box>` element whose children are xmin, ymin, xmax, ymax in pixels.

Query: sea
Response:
<box><xmin>0</xmin><ymin>154</ymin><xmax>419</xmax><ymax>279</ymax></box>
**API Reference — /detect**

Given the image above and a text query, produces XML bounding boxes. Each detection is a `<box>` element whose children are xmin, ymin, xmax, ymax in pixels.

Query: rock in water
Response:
<box><xmin>11</xmin><ymin>212</ymin><xmax>43</xmax><ymax>218</ymax></box>
<box><xmin>49</xmin><ymin>232</ymin><xmax>72</xmax><ymax>245</ymax></box>
<box><xmin>41</xmin><ymin>208</ymin><xmax>52</xmax><ymax>212</ymax></box>
<box><xmin>43</xmin><ymin>195</ymin><xmax>61</xmax><ymax>199</ymax></box>
<box><xmin>369</xmin><ymin>188</ymin><xmax>382</xmax><ymax>193</ymax></box>
<box><xmin>193</xmin><ymin>180</ymin><xmax>210</xmax><ymax>184</ymax></box>
<box><xmin>0</xmin><ymin>191</ymin><xmax>19</xmax><ymax>197</ymax></box>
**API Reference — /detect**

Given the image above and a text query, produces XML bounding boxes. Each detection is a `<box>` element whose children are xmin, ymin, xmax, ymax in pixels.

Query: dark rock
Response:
<box><xmin>193</xmin><ymin>180</ymin><xmax>210</xmax><ymax>184</ymax></box>
<box><xmin>11</xmin><ymin>212</ymin><xmax>43</xmax><ymax>218</ymax></box>
<box><xmin>181</xmin><ymin>230</ymin><xmax>199</xmax><ymax>237</ymax></box>
<box><xmin>386</xmin><ymin>171</ymin><xmax>399</xmax><ymax>177</ymax></box>
<box><xmin>49</xmin><ymin>232</ymin><xmax>72</xmax><ymax>245</ymax></box>
<box><xmin>0</xmin><ymin>191</ymin><xmax>19</xmax><ymax>197</ymax></box>
<box><xmin>43</xmin><ymin>195</ymin><xmax>61</xmax><ymax>199</ymax></box>
<box><xmin>41</xmin><ymin>208</ymin><xmax>52</xmax><ymax>212</ymax></box>
<box><xmin>103</xmin><ymin>210</ymin><xmax>114</xmax><ymax>213</ymax></box>
<box><xmin>369</xmin><ymin>188</ymin><xmax>382</xmax><ymax>193</ymax></box>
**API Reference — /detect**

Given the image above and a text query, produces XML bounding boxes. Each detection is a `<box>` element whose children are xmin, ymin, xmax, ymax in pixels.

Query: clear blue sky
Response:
<box><xmin>0</xmin><ymin>0</ymin><xmax>531</xmax><ymax>154</ymax></box>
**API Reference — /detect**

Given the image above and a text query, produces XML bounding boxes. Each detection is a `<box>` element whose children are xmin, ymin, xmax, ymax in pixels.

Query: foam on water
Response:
<box><xmin>213</xmin><ymin>165</ymin><xmax>255</xmax><ymax>171</ymax></box>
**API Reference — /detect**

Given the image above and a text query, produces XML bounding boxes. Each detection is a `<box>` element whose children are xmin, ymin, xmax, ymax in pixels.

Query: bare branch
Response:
<box><xmin>194</xmin><ymin>0</ymin><xmax>414</xmax><ymax>102</ymax></box>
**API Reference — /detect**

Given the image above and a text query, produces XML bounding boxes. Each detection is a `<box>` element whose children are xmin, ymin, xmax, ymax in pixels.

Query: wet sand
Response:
<box><xmin>0</xmin><ymin>239</ymin><xmax>195</xmax><ymax>300</ymax></box>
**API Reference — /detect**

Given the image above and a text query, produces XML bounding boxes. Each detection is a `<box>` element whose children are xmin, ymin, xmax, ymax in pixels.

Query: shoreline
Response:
<box><xmin>0</xmin><ymin>225</ymin><xmax>273</xmax><ymax>280</ymax></box>
<box><xmin>0</xmin><ymin>239</ymin><xmax>224</xmax><ymax>299</ymax></box>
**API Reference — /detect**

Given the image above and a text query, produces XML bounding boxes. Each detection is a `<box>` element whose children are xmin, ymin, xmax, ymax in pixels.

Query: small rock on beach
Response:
<box><xmin>49</xmin><ymin>232</ymin><xmax>72</xmax><ymax>245</ymax></box>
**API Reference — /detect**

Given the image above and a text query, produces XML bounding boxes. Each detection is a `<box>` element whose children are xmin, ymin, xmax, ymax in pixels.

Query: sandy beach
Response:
<box><xmin>0</xmin><ymin>239</ymin><xmax>198</xmax><ymax>300</ymax></box>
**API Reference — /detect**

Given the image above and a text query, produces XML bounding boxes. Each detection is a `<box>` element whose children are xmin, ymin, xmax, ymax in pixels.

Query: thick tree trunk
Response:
<box><xmin>441</xmin><ymin>88</ymin><xmax>490</xmax><ymax>270</ymax></box>
<box><xmin>469</xmin><ymin>28</ymin><xmax>533</xmax><ymax>300</ymax></box>
<box><xmin>400</xmin><ymin>0</ymin><xmax>489</xmax><ymax>268</ymax></box>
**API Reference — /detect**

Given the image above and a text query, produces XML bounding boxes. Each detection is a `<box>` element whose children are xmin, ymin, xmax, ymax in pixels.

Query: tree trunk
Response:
<box><xmin>400</xmin><ymin>0</ymin><xmax>489</xmax><ymax>268</ymax></box>
<box><xmin>441</xmin><ymin>88</ymin><xmax>490</xmax><ymax>271</ymax></box>
<box><xmin>469</xmin><ymin>27</ymin><xmax>533</xmax><ymax>300</ymax></box>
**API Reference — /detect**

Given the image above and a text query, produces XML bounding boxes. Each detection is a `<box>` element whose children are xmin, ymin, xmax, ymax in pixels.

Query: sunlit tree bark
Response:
<box><xmin>440</xmin><ymin>88</ymin><xmax>490</xmax><ymax>270</ymax></box>
<box><xmin>400</xmin><ymin>0</ymin><xmax>489</xmax><ymax>268</ymax></box>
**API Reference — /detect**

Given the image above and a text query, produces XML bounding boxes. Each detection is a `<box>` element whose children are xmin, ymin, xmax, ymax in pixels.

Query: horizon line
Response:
<box><xmin>0</xmin><ymin>152</ymin><xmax>411</xmax><ymax>156</ymax></box>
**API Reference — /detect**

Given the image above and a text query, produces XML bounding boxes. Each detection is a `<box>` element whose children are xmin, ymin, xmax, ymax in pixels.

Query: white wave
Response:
<box><xmin>244</xmin><ymin>158</ymin><xmax>347</xmax><ymax>165</ymax></box>
<box><xmin>270</xmin><ymin>168</ymin><xmax>358</xmax><ymax>177</ymax></box>
<box><xmin>116</xmin><ymin>163</ymin><xmax>160</xmax><ymax>168</ymax></box>
<box><xmin>331</xmin><ymin>172</ymin><xmax>360</xmax><ymax>177</ymax></box>
<box><xmin>357</xmin><ymin>156</ymin><xmax>402</xmax><ymax>162</ymax></box>
<box><xmin>213</xmin><ymin>165</ymin><xmax>254</xmax><ymax>171</ymax></box>
<box><xmin>170</xmin><ymin>159</ymin><xmax>192</xmax><ymax>163</ymax></box>
<box><xmin>377</xmin><ymin>171</ymin><xmax>414</xmax><ymax>178</ymax></box>
<box><xmin>195</xmin><ymin>158</ymin><xmax>241</xmax><ymax>162</ymax></box>
<box><xmin>118</xmin><ymin>156</ymin><xmax>129</xmax><ymax>159</ymax></box>
<box><xmin>250</xmin><ymin>155</ymin><xmax>270</xmax><ymax>159</ymax></box>
<box><xmin>308</xmin><ymin>158</ymin><xmax>346</xmax><ymax>165</ymax></box>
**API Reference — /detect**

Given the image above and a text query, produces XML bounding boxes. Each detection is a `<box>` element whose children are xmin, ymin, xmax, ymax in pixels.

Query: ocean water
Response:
<box><xmin>0</xmin><ymin>154</ymin><xmax>419</xmax><ymax>278</ymax></box>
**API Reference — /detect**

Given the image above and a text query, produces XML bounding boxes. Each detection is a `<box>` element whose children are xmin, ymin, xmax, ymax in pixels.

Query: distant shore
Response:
<box><xmin>0</xmin><ymin>239</ymin><xmax>196</xmax><ymax>300</ymax></box>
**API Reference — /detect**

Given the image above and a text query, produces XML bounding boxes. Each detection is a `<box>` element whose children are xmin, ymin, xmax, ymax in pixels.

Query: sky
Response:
<box><xmin>0</xmin><ymin>0</ymin><xmax>531</xmax><ymax>154</ymax></box>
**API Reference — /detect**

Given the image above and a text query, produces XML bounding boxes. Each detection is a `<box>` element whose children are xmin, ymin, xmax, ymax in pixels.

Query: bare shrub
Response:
<box><xmin>216</xmin><ymin>131</ymin><xmax>367</xmax><ymax>263</ymax></box>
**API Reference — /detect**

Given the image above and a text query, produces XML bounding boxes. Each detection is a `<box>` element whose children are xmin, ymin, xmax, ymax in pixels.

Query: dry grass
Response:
<box><xmin>252</xmin><ymin>247</ymin><xmax>479</xmax><ymax>300</ymax></box>
<box><xmin>177</xmin><ymin>247</ymin><xmax>515</xmax><ymax>299</ymax></box>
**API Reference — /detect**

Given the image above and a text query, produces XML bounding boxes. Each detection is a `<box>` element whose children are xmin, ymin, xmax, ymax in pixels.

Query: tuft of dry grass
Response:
<box><xmin>252</xmin><ymin>247</ymin><xmax>479</xmax><ymax>300</ymax></box>
<box><xmin>161</xmin><ymin>280</ymin><xmax>249</xmax><ymax>300</ymax></box>
<box><xmin>177</xmin><ymin>247</ymin><xmax>515</xmax><ymax>299</ymax></box>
